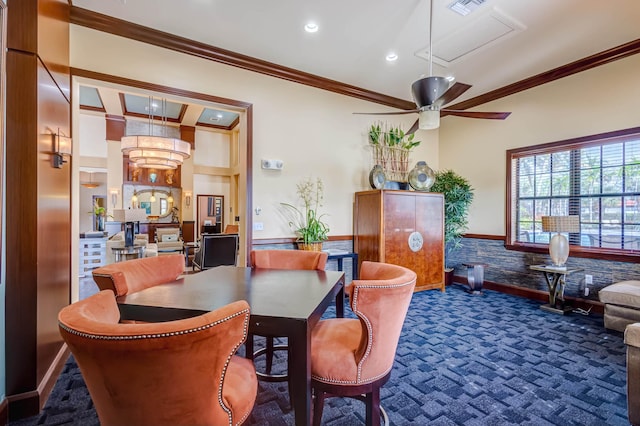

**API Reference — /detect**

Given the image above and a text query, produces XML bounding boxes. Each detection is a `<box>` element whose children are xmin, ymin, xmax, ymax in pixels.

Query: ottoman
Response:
<box><xmin>599</xmin><ymin>280</ymin><xmax>640</xmax><ymax>332</ymax></box>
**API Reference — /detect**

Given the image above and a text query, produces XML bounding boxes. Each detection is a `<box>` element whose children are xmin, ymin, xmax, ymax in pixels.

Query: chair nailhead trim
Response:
<box><xmin>352</xmin><ymin>279</ymin><xmax>414</xmax><ymax>384</ymax></box>
<box><xmin>60</xmin><ymin>308</ymin><xmax>251</xmax><ymax>426</ymax></box>
<box><xmin>58</xmin><ymin>308</ymin><xmax>249</xmax><ymax>341</ymax></box>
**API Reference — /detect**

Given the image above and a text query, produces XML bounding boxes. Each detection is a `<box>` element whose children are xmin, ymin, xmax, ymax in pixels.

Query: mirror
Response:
<box><xmin>135</xmin><ymin>189</ymin><xmax>174</xmax><ymax>218</ymax></box>
<box><xmin>197</xmin><ymin>194</ymin><xmax>224</xmax><ymax>237</ymax></box>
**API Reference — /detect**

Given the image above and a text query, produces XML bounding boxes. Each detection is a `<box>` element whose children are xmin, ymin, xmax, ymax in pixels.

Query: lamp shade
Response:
<box><xmin>112</xmin><ymin>208</ymin><xmax>148</xmax><ymax>223</ymax></box>
<box><xmin>541</xmin><ymin>216</ymin><xmax>580</xmax><ymax>233</ymax></box>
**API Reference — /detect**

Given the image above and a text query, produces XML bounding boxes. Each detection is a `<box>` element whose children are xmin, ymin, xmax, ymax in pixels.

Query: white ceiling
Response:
<box><xmin>72</xmin><ymin>0</ymin><xmax>640</xmax><ymax>105</ymax></box>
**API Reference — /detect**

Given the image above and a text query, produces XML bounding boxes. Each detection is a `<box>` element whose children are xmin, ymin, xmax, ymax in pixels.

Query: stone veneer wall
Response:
<box><xmin>448</xmin><ymin>237</ymin><xmax>640</xmax><ymax>301</ymax></box>
<box><xmin>252</xmin><ymin>240</ymin><xmax>356</xmax><ymax>283</ymax></box>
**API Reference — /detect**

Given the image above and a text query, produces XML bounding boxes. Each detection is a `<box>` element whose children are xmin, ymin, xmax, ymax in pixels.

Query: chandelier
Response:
<box><xmin>121</xmin><ymin>97</ymin><xmax>191</xmax><ymax>170</ymax></box>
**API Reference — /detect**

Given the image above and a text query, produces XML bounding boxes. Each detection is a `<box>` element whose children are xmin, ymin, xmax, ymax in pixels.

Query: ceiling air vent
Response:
<box><xmin>448</xmin><ymin>0</ymin><xmax>486</xmax><ymax>16</ymax></box>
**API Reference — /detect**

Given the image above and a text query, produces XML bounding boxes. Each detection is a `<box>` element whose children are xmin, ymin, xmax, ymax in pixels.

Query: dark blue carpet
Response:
<box><xmin>9</xmin><ymin>285</ymin><xmax>629</xmax><ymax>425</ymax></box>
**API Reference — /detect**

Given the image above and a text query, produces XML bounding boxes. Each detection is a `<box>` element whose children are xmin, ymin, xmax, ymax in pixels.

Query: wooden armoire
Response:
<box><xmin>354</xmin><ymin>190</ymin><xmax>445</xmax><ymax>292</ymax></box>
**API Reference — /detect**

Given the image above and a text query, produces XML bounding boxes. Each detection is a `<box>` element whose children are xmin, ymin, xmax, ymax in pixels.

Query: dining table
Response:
<box><xmin>116</xmin><ymin>265</ymin><xmax>345</xmax><ymax>426</ymax></box>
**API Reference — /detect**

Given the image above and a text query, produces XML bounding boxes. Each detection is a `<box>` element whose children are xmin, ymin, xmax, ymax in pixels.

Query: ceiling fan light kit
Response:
<box><xmin>419</xmin><ymin>109</ymin><xmax>440</xmax><ymax>130</ymax></box>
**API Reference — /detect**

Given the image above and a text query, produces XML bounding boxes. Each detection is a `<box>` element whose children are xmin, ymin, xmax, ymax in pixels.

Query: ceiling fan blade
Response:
<box><xmin>433</xmin><ymin>82</ymin><xmax>472</xmax><ymax>108</ymax></box>
<box><xmin>406</xmin><ymin>119</ymin><xmax>419</xmax><ymax>135</ymax></box>
<box><xmin>441</xmin><ymin>109</ymin><xmax>511</xmax><ymax>120</ymax></box>
<box><xmin>353</xmin><ymin>110</ymin><xmax>419</xmax><ymax>116</ymax></box>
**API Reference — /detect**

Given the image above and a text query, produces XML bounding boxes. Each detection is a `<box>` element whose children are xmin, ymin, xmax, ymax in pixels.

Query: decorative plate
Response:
<box><xmin>369</xmin><ymin>165</ymin><xmax>386</xmax><ymax>189</ymax></box>
<box><xmin>408</xmin><ymin>161</ymin><xmax>435</xmax><ymax>191</ymax></box>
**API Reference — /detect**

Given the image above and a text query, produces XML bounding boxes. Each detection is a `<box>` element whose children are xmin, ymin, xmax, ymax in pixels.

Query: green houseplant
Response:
<box><xmin>430</xmin><ymin>169</ymin><xmax>474</xmax><ymax>272</ymax></box>
<box><xmin>281</xmin><ymin>177</ymin><xmax>330</xmax><ymax>251</ymax></box>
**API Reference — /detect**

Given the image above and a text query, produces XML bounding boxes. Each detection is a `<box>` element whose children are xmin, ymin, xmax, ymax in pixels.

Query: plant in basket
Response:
<box><xmin>368</xmin><ymin>121</ymin><xmax>420</xmax><ymax>183</ymax></box>
<box><xmin>281</xmin><ymin>177</ymin><xmax>329</xmax><ymax>251</ymax></box>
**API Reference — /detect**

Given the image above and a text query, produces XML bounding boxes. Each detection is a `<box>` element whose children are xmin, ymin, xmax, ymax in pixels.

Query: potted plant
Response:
<box><xmin>368</xmin><ymin>121</ymin><xmax>420</xmax><ymax>184</ymax></box>
<box><xmin>93</xmin><ymin>201</ymin><xmax>107</xmax><ymax>232</ymax></box>
<box><xmin>281</xmin><ymin>177</ymin><xmax>330</xmax><ymax>251</ymax></box>
<box><xmin>430</xmin><ymin>169</ymin><xmax>474</xmax><ymax>284</ymax></box>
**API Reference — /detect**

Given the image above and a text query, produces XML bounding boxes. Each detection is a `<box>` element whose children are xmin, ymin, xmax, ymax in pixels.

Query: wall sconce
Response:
<box><xmin>52</xmin><ymin>131</ymin><xmax>72</xmax><ymax>168</ymax></box>
<box><xmin>110</xmin><ymin>188</ymin><xmax>119</xmax><ymax>208</ymax></box>
<box><xmin>184</xmin><ymin>191</ymin><xmax>192</xmax><ymax>208</ymax></box>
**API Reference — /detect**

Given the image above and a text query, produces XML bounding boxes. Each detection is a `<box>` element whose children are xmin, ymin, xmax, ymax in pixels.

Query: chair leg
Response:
<box><xmin>266</xmin><ymin>337</ymin><xmax>275</xmax><ymax>374</ymax></box>
<box><xmin>245</xmin><ymin>334</ymin><xmax>254</xmax><ymax>361</ymax></box>
<box><xmin>313</xmin><ymin>389</ymin><xmax>326</xmax><ymax>426</ymax></box>
<box><xmin>365</xmin><ymin>388</ymin><xmax>381</xmax><ymax>426</ymax></box>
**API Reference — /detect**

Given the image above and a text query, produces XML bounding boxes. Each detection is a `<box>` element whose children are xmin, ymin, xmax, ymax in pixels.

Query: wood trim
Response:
<box><xmin>463</xmin><ymin>233</ymin><xmax>504</xmax><ymax>241</ymax></box>
<box><xmin>105</xmin><ymin>114</ymin><xmax>125</xmax><ymax>141</ymax></box>
<box><xmin>455</xmin><ymin>276</ymin><xmax>604</xmax><ymax>315</ymax></box>
<box><xmin>444</xmin><ymin>38</ymin><xmax>640</xmax><ymax>113</ymax></box>
<box><xmin>504</xmin><ymin>126</ymin><xmax>640</xmax><ymax>264</ymax></box>
<box><xmin>73</xmin><ymin>68</ymin><xmax>252</xmax><ymax>109</ymax></box>
<box><xmin>69</xmin><ymin>7</ymin><xmax>415</xmax><ymax>111</ymax></box>
<box><xmin>0</xmin><ymin>397</ymin><xmax>7</xmax><ymax>426</ymax></box>
<box><xmin>252</xmin><ymin>235</ymin><xmax>354</xmax><ymax>246</ymax></box>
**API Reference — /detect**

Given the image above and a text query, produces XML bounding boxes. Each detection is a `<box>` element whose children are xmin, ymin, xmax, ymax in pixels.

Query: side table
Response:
<box><xmin>530</xmin><ymin>264</ymin><xmax>583</xmax><ymax>314</ymax></box>
<box><xmin>325</xmin><ymin>251</ymin><xmax>358</xmax><ymax>280</ymax></box>
<box><xmin>112</xmin><ymin>245</ymin><xmax>146</xmax><ymax>263</ymax></box>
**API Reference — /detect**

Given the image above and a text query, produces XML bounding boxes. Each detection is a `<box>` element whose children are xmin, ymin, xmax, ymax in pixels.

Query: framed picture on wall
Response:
<box><xmin>140</xmin><ymin>201</ymin><xmax>151</xmax><ymax>215</ymax></box>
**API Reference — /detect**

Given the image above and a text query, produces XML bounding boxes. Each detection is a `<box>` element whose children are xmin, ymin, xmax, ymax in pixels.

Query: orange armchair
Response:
<box><xmin>310</xmin><ymin>261</ymin><xmax>417</xmax><ymax>426</ymax></box>
<box><xmin>58</xmin><ymin>290</ymin><xmax>257</xmax><ymax>426</ymax></box>
<box><xmin>92</xmin><ymin>253</ymin><xmax>184</xmax><ymax>296</ymax></box>
<box><xmin>248</xmin><ymin>249</ymin><xmax>328</xmax><ymax>383</ymax></box>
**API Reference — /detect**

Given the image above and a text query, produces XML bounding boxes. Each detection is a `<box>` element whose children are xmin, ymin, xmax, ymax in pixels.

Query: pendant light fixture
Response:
<box><xmin>121</xmin><ymin>97</ymin><xmax>191</xmax><ymax>169</ymax></box>
<box><xmin>80</xmin><ymin>171</ymin><xmax>100</xmax><ymax>188</ymax></box>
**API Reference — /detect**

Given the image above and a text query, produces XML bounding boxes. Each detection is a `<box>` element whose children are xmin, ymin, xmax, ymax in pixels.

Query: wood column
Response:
<box><xmin>4</xmin><ymin>0</ymin><xmax>71</xmax><ymax>421</ymax></box>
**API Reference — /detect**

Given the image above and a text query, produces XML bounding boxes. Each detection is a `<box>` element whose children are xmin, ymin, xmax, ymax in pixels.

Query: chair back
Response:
<box><xmin>155</xmin><ymin>227</ymin><xmax>181</xmax><ymax>242</ymax></box>
<box><xmin>350</xmin><ymin>261</ymin><xmax>416</xmax><ymax>382</ymax></box>
<box><xmin>58</xmin><ymin>290</ymin><xmax>254</xmax><ymax>426</ymax></box>
<box><xmin>194</xmin><ymin>233</ymin><xmax>239</xmax><ymax>270</ymax></box>
<box><xmin>224</xmin><ymin>224</ymin><xmax>239</xmax><ymax>234</ymax></box>
<box><xmin>250</xmin><ymin>249</ymin><xmax>328</xmax><ymax>271</ymax></box>
<box><xmin>92</xmin><ymin>254</ymin><xmax>184</xmax><ymax>296</ymax></box>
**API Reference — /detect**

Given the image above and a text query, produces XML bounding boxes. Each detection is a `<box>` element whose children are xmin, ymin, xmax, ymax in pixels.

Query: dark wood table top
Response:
<box><xmin>117</xmin><ymin>266</ymin><xmax>345</xmax><ymax>323</ymax></box>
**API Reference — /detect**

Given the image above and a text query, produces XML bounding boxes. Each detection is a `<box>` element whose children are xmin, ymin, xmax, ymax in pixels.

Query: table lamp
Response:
<box><xmin>541</xmin><ymin>215</ymin><xmax>580</xmax><ymax>267</ymax></box>
<box><xmin>113</xmin><ymin>208</ymin><xmax>148</xmax><ymax>247</ymax></box>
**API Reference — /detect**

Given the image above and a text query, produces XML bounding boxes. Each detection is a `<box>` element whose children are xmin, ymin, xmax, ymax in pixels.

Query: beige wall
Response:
<box><xmin>439</xmin><ymin>53</ymin><xmax>640</xmax><ymax>236</ymax></box>
<box><xmin>70</xmin><ymin>25</ymin><xmax>439</xmax><ymax>239</ymax></box>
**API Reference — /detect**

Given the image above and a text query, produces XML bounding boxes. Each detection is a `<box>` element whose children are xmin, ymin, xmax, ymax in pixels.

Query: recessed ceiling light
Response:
<box><xmin>386</xmin><ymin>53</ymin><xmax>398</xmax><ymax>62</ymax></box>
<box><xmin>304</xmin><ymin>22</ymin><xmax>319</xmax><ymax>33</ymax></box>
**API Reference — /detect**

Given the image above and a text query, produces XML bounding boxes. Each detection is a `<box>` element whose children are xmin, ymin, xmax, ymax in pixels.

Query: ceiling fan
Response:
<box><xmin>355</xmin><ymin>0</ymin><xmax>511</xmax><ymax>133</ymax></box>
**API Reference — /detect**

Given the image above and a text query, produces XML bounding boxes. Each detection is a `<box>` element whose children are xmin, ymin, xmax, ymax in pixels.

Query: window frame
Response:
<box><xmin>506</xmin><ymin>126</ymin><xmax>640</xmax><ymax>263</ymax></box>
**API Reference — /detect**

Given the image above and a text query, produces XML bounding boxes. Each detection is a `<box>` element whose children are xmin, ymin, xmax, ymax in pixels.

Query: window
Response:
<box><xmin>507</xmin><ymin>127</ymin><xmax>640</xmax><ymax>260</ymax></box>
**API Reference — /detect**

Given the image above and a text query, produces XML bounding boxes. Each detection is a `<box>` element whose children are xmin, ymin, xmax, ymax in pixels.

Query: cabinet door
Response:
<box><xmin>383</xmin><ymin>192</ymin><xmax>416</xmax><ymax>268</ymax></box>
<box><xmin>415</xmin><ymin>194</ymin><xmax>444</xmax><ymax>287</ymax></box>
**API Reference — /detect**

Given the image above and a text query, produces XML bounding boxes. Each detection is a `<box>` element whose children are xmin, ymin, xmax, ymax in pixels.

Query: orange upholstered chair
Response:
<box><xmin>92</xmin><ymin>253</ymin><xmax>184</xmax><ymax>296</ymax></box>
<box><xmin>248</xmin><ymin>249</ymin><xmax>328</xmax><ymax>383</ymax></box>
<box><xmin>58</xmin><ymin>290</ymin><xmax>257</xmax><ymax>426</ymax></box>
<box><xmin>311</xmin><ymin>261</ymin><xmax>416</xmax><ymax>426</ymax></box>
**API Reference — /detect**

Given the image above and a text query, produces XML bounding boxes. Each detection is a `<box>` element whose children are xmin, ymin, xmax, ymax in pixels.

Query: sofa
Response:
<box><xmin>598</xmin><ymin>280</ymin><xmax>640</xmax><ymax>332</ymax></box>
<box><xmin>106</xmin><ymin>231</ymin><xmax>158</xmax><ymax>264</ymax></box>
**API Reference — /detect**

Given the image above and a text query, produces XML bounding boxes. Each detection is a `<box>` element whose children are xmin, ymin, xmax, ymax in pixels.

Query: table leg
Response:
<box><xmin>540</xmin><ymin>272</ymin><xmax>572</xmax><ymax>314</ymax></box>
<box><xmin>336</xmin><ymin>286</ymin><xmax>344</xmax><ymax>318</ymax></box>
<box><xmin>289</xmin><ymin>321</ymin><xmax>311</xmax><ymax>426</ymax></box>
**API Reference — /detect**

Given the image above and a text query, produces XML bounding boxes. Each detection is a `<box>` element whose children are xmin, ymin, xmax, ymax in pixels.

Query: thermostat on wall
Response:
<box><xmin>261</xmin><ymin>159</ymin><xmax>284</xmax><ymax>170</ymax></box>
